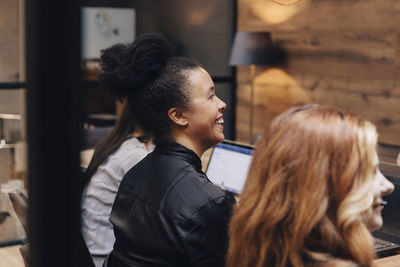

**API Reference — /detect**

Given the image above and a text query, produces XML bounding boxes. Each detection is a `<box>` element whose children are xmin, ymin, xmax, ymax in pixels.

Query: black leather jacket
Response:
<box><xmin>108</xmin><ymin>143</ymin><xmax>236</xmax><ymax>267</ymax></box>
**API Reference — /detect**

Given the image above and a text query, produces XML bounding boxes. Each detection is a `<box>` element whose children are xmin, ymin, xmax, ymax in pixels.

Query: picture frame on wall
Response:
<box><xmin>81</xmin><ymin>7</ymin><xmax>135</xmax><ymax>60</ymax></box>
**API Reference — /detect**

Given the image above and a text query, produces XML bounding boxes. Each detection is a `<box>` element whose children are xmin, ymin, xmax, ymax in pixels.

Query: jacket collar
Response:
<box><xmin>155</xmin><ymin>143</ymin><xmax>203</xmax><ymax>172</ymax></box>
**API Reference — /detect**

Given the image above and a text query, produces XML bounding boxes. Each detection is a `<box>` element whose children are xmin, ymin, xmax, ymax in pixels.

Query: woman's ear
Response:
<box><xmin>168</xmin><ymin>107</ymin><xmax>188</xmax><ymax>127</ymax></box>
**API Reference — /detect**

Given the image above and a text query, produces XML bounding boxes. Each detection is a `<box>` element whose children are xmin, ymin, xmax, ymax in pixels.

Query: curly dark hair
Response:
<box><xmin>99</xmin><ymin>33</ymin><xmax>201</xmax><ymax>145</ymax></box>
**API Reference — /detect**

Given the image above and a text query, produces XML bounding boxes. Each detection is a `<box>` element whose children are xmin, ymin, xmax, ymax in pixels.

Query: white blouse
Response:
<box><xmin>81</xmin><ymin>137</ymin><xmax>153</xmax><ymax>257</ymax></box>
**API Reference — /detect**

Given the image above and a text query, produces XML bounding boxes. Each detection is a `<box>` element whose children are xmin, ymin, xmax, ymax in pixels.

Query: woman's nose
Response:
<box><xmin>217</xmin><ymin>96</ymin><xmax>226</xmax><ymax>111</ymax></box>
<box><xmin>380</xmin><ymin>174</ymin><xmax>394</xmax><ymax>196</ymax></box>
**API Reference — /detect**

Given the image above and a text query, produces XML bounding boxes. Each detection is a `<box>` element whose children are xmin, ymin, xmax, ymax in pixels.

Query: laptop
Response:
<box><xmin>205</xmin><ymin>140</ymin><xmax>254</xmax><ymax>195</ymax></box>
<box><xmin>373</xmin><ymin>161</ymin><xmax>400</xmax><ymax>257</ymax></box>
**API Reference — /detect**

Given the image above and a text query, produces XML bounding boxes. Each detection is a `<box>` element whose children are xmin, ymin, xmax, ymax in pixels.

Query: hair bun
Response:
<box><xmin>99</xmin><ymin>33</ymin><xmax>173</xmax><ymax>100</ymax></box>
<box><xmin>99</xmin><ymin>43</ymin><xmax>130</xmax><ymax>100</ymax></box>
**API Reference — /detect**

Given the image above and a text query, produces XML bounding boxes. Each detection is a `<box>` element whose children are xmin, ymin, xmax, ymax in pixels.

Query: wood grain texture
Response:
<box><xmin>374</xmin><ymin>254</ymin><xmax>400</xmax><ymax>267</ymax></box>
<box><xmin>237</xmin><ymin>0</ymin><xmax>400</xmax><ymax>146</ymax></box>
<box><xmin>0</xmin><ymin>0</ymin><xmax>19</xmax><ymax>82</ymax></box>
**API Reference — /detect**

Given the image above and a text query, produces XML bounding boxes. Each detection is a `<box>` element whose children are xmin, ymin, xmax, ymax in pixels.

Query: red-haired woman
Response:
<box><xmin>227</xmin><ymin>105</ymin><xmax>393</xmax><ymax>267</ymax></box>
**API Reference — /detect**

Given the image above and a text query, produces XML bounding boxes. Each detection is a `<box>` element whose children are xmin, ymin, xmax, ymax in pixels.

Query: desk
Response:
<box><xmin>0</xmin><ymin>213</ymin><xmax>25</xmax><ymax>247</ymax></box>
<box><xmin>374</xmin><ymin>254</ymin><xmax>400</xmax><ymax>266</ymax></box>
<box><xmin>0</xmin><ymin>190</ymin><xmax>26</xmax><ymax>247</ymax></box>
<box><xmin>0</xmin><ymin>245</ymin><xmax>24</xmax><ymax>267</ymax></box>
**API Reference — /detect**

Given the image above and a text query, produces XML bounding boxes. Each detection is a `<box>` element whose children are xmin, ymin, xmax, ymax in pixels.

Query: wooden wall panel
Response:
<box><xmin>0</xmin><ymin>0</ymin><xmax>19</xmax><ymax>82</ymax></box>
<box><xmin>236</xmin><ymin>0</ymin><xmax>400</xmax><ymax>146</ymax></box>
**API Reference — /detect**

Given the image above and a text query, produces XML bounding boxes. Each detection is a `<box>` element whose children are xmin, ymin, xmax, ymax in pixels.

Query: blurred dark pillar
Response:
<box><xmin>25</xmin><ymin>0</ymin><xmax>90</xmax><ymax>266</ymax></box>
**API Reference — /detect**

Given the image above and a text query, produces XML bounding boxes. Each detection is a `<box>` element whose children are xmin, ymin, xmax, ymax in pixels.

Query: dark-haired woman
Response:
<box><xmin>81</xmin><ymin>103</ymin><xmax>154</xmax><ymax>267</ymax></box>
<box><xmin>100</xmin><ymin>33</ymin><xmax>236</xmax><ymax>267</ymax></box>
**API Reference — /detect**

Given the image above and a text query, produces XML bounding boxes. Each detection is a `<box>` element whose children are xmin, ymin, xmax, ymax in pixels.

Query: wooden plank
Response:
<box><xmin>237</xmin><ymin>72</ymin><xmax>400</xmax><ymax>144</ymax></box>
<box><xmin>237</xmin><ymin>0</ymin><xmax>400</xmax><ymax>146</ymax></box>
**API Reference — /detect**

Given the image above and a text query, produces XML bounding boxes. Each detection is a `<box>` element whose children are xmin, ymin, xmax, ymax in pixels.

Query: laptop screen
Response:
<box><xmin>206</xmin><ymin>141</ymin><xmax>253</xmax><ymax>194</ymax></box>
<box><xmin>374</xmin><ymin>162</ymin><xmax>400</xmax><ymax>243</ymax></box>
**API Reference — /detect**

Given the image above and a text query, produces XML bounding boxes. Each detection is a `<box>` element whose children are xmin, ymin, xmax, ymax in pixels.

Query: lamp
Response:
<box><xmin>229</xmin><ymin>31</ymin><xmax>273</xmax><ymax>143</ymax></box>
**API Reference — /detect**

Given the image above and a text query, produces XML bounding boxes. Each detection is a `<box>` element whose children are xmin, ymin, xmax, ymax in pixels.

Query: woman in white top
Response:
<box><xmin>81</xmin><ymin>104</ymin><xmax>153</xmax><ymax>267</ymax></box>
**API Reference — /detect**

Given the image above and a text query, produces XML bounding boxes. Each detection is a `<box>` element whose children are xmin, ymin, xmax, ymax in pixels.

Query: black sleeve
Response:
<box><xmin>179</xmin><ymin>193</ymin><xmax>236</xmax><ymax>267</ymax></box>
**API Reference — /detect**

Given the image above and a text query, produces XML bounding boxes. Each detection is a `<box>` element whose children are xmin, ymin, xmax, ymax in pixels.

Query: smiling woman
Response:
<box><xmin>227</xmin><ymin>105</ymin><xmax>394</xmax><ymax>267</ymax></box>
<box><xmin>99</xmin><ymin>33</ymin><xmax>236</xmax><ymax>267</ymax></box>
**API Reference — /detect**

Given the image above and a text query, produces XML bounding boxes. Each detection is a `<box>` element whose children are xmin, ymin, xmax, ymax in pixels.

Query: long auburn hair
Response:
<box><xmin>227</xmin><ymin>105</ymin><xmax>377</xmax><ymax>267</ymax></box>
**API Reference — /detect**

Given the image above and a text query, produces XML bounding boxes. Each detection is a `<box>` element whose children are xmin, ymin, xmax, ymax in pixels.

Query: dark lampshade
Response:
<box><xmin>229</xmin><ymin>31</ymin><xmax>273</xmax><ymax>66</ymax></box>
